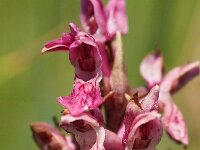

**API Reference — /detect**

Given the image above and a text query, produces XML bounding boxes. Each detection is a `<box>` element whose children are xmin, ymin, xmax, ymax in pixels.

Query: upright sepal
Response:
<box><xmin>42</xmin><ymin>33</ymin><xmax>74</xmax><ymax>53</ymax></box>
<box><xmin>140</xmin><ymin>50</ymin><xmax>163</xmax><ymax>88</ymax></box>
<box><xmin>80</xmin><ymin>0</ymin><xmax>128</xmax><ymax>42</ymax></box>
<box><xmin>80</xmin><ymin>0</ymin><xmax>108</xmax><ymax>42</ymax></box>
<box><xmin>106</xmin><ymin>0</ymin><xmax>128</xmax><ymax>36</ymax></box>
<box><xmin>160</xmin><ymin>61</ymin><xmax>200</xmax><ymax>94</ymax></box>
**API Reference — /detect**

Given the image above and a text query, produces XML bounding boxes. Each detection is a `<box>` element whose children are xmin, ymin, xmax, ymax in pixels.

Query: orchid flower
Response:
<box><xmin>30</xmin><ymin>122</ymin><xmax>75</xmax><ymax>150</ymax></box>
<box><xmin>122</xmin><ymin>85</ymin><xmax>163</xmax><ymax>150</ymax></box>
<box><xmin>140</xmin><ymin>50</ymin><xmax>200</xmax><ymax>146</ymax></box>
<box><xmin>42</xmin><ymin>23</ymin><xmax>103</xmax><ymax>115</ymax></box>
<box><xmin>60</xmin><ymin>109</ymin><xmax>123</xmax><ymax>150</ymax></box>
<box><xmin>80</xmin><ymin>0</ymin><xmax>128</xmax><ymax>42</ymax></box>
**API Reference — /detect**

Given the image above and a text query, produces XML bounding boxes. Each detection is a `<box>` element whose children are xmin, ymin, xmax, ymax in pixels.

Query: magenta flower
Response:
<box><xmin>60</xmin><ymin>109</ymin><xmax>123</xmax><ymax>150</ymax></box>
<box><xmin>30</xmin><ymin>122</ymin><xmax>75</xmax><ymax>150</ymax></box>
<box><xmin>42</xmin><ymin>23</ymin><xmax>103</xmax><ymax>115</ymax></box>
<box><xmin>140</xmin><ymin>51</ymin><xmax>200</xmax><ymax>146</ymax></box>
<box><xmin>80</xmin><ymin>0</ymin><xmax>128</xmax><ymax>42</ymax></box>
<box><xmin>60</xmin><ymin>110</ymin><xmax>105</xmax><ymax>150</ymax></box>
<box><xmin>122</xmin><ymin>86</ymin><xmax>163</xmax><ymax>150</ymax></box>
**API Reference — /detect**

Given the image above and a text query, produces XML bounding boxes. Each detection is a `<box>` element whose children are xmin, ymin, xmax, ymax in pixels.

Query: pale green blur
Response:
<box><xmin>0</xmin><ymin>0</ymin><xmax>200</xmax><ymax>149</ymax></box>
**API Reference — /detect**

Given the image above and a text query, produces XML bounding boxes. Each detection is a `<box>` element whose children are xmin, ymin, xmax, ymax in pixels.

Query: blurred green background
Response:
<box><xmin>0</xmin><ymin>0</ymin><xmax>200</xmax><ymax>149</ymax></box>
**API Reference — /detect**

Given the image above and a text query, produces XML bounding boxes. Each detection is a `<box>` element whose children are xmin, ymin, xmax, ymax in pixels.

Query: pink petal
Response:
<box><xmin>140</xmin><ymin>51</ymin><xmax>163</xmax><ymax>88</ymax></box>
<box><xmin>69</xmin><ymin>22</ymin><xmax>81</xmax><ymax>35</ymax></box>
<box><xmin>80</xmin><ymin>0</ymin><xmax>107</xmax><ymax>42</ymax></box>
<box><xmin>78</xmin><ymin>32</ymin><xmax>96</xmax><ymax>47</ymax></box>
<box><xmin>123</xmin><ymin>111</ymin><xmax>162</xmax><ymax>150</ymax></box>
<box><xmin>160</xmin><ymin>94</ymin><xmax>189</xmax><ymax>146</ymax></box>
<box><xmin>58</xmin><ymin>77</ymin><xmax>103</xmax><ymax>115</ymax></box>
<box><xmin>160</xmin><ymin>61</ymin><xmax>200</xmax><ymax>94</ymax></box>
<box><xmin>125</xmin><ymin>85</ymin><xmax>159</xmax><ymax>115</ymax></box>
<box><xmin>41</xmin><ymin>33</ymin><xmax>73</xmax><ymax>53</ymax></box>
<box><xmin>60</xmin><ymin>111</ymin><xmax>105</xmax><ymax>150</ymax></box>
<box><xmin>69</xmin><ymin>35</ymin><xmax>102</xmax><ymax>81</ymax></box>
<box><xmin>139</xmin><ymin>85</ymin><xmax>159</xmax><ymax>111</ymax></box>
<box><xmin>30</xmin><ymin>122</ymin><xmax>75</xmax><ymax>150</ymax></box>
<box><xmin>41</xmin><ymin>23</ymin><xmax>81</xmax><ymax>53</ymax></box>
<box><xmin>106</xmin><ymin>0</ymin><xmax>128</xmax><ymax>36</ymax></box>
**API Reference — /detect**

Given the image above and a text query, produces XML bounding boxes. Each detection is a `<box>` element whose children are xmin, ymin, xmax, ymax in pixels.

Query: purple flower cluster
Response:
<box><xmin>30</xmin><ymin>0</ymin><xmax>200</xmax><ymax>150</ymax></box>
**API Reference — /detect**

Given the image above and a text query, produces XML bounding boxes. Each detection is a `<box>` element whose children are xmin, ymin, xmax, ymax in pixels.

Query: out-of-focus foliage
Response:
<box><xmin>0</xmin><ymin>0</ymin><xmax>199</xmax><ymax>149</ymax></box>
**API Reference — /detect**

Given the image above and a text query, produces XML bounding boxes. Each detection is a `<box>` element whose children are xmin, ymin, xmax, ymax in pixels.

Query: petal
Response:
<box><xmin>42</xmin><ymin>33</ymin><xmax>74</xmax><ymax>53</ymax></box>
<box><xmin>60</xmin><ymin>111</ymin><xmax>105</xmax><ymax>150</ymax></box>
<box><xmin>140</xmin><ymin>50</ymin><xmax>163</xmax><ymax>88</ymax></box>
<box><xmin>80</xmin><ymin>0</ymin><xmax>107</xmax><ymax>41</ymax></box>
<box><xmin>58</xmin><ymin>77</ymin><xmax>103</xmax><ymax>115</ymax></box>
<box><xmin>160</xmin><ymin>61</ymin><xmax>200</xmax><ymax>94</ymax></box>
<box><xmin>106</xmin><ymin>0</ymin><xmax>128</xmax><ymax>36</ymax></box>
<box><xmin>123</xmin><ymin>111</ymin><xmax>162</xmax><ymax>150</ymax></box>
<box><xmin>125</xmin><ymin>85</ymin><xmax>159</xmax><ymax>115</ymax></box>
<box><xmin>69</xmin><ymin>38</ymin><xmax>102</xmax><ymax>81</ymax></box>
<box><xmin>78</xmin><ymin>32</ymin><xmax>96</xmax><ymax>47</ymax></box>
<box><xmin>42</xmin><ymin>23</ymin><xmax>82</xmax><ymax>53</ymax></box>
<box><xmin>139</xmin><ymin>85</ymin><xmax>159</xmax><ymax>111</ymax></box>
<box><xmin>160</xmin><ymin>97</ymin><xmax>189</xmax><ymax>146</ymax></box>
<box><xmin>30</xmin><ymin>122</ymin><xmax>75</xmax><ymax>150</ymax></box>
<box><xmin>69</xmin><ymin>22</ymin><xmax>81</xmax><ymax>35</ymax></box>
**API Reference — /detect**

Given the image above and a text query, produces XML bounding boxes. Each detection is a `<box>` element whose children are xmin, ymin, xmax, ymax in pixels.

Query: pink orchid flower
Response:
<box><xmin>60</xmin><ymin>109</ymin><xmax>123</xmax><ymax>150</ymax></box>
<box><xmin>140</xmin><ymin>50</ymin><xmax>200</xmax><ymax>146</ymax></box>
<box><xmin>42</xmin><ymin>23</ymin><xmax>103</xmax><ymax>115</ymax></box>
<box><xmin>80</xmin><ymin>0</ymin><xmax>128</xmax><ymax>42</ymax></box>
<box><xmin>30</xmin><ymin>122</ymin><xmax>75</xmax><ymax>150</ymax></box>
<box><xmin>122</xmin><ymin>86</ymin><xmax>163</xmax><ymax>150</ymax></box>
